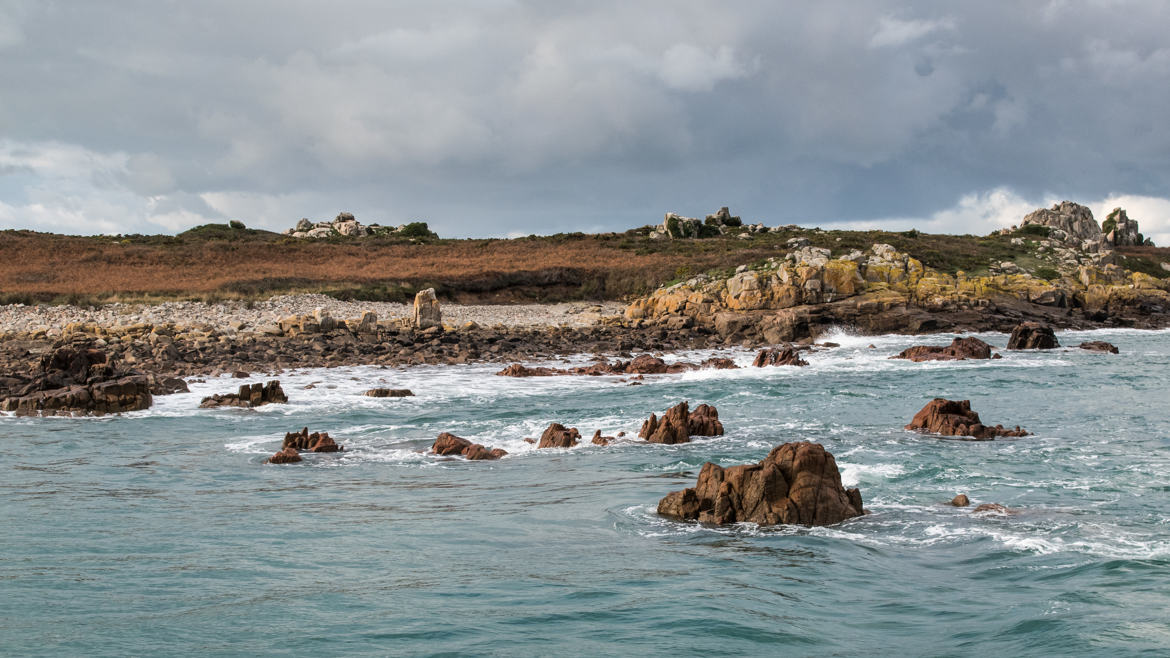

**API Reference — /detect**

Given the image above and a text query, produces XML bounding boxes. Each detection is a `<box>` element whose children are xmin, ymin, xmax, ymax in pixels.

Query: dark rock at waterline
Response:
<box><xmin>0</xmin><ymin>345</ymin><xmax>152</xmax><ymax>416</ymax></box>
<box><xmin>638</xmin><ymin>401</ymin><xmax>724</xmax><ymax>444</ymax></box>
<box><xmin>657</xmin><ymin>441</ymin><xmax>864</xmax><ymax>526</ymax></box>
<box><xmin>905</xmin><ymin>398</ymin><xmax>1028</xmax><ymax>440</ymax></box>
<box><xmin>892</xmin><ymin>337</ymin><xmax>994</xmax><ymax>362</ymax></box>
<box><xmin>972</xmin><ymin>503</ymin><xmax>1016</xmax><ymax>515</ymax></box>
<box><xmin>1079</xmin><ymin>341</ymin><xmax>1119</xmax><ymax>354</ymax></box>
<box><xmin>430</xmin><ymin>432</ymin><xmax>506</xmax><ymax>460</ymax></box>
<box><xmin>752</xmin><ymin>346</ymin><xmax>808</xmax><ymax>367</ymax></box>
<box><xmin>365</xmin><ymin>388</ymin><xmax>414</xmax><ymax>397</ymax></box>
<box><xmin>495</xmin><ymin>353</ymin><xmax>737</xmax><ymax>378</ymax></box>
<box><xmin>537</xmin><ymin>423</ymin><xmax>581</xmax><ymax>449</ymax></box>
<box><xmin>950</xmin><ymin>494</ymin><xmax>970</xmax><ymax>507</ymax></box>
<box><xmin>283</xmin><ymin>427</ymin><xmax>343</xmax><ymax>453</ymax></box>
<box><xmin>591</xmin><ymin>430</ymin><xmax>614</xmax><ymax>446</ymax></box>
<box><xmin>148</xmin><ymin>375</ymin><xmax>189</xmax><ymax>395</ymax></box>
<box><xmin>1007</xmin><ymin>322</ymin><xmax>1059</xmax><ymax>350</ymax></box>
<box><xmin>200</xmin><ymin>380</ymin><xmax>287</xmax><ymax>408</ymax></box>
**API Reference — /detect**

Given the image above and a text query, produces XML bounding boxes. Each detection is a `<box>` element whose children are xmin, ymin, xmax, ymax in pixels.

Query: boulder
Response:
<box><xmin>1079</xmin><ymin>341</ymin><xmax>1119</xmax><ymax>354</ymax></box>
<box><xmin>638</xmin><ymin>401</ymin><xmax>724</xmax><ymax>444</ymax></box>
<box><xmin>200</xmin><ymin>380</ymin><xmax>288</xmax><ymax>408</ymax></box>
<box><xmin>413</xmin><ymin>288</ymin><xmax>442</xmax><ymax>330</ymax></box>
<box><xmin>905</xmin><ymin>398</ymin><xmax>1028</xmax><ymax>440</ymax></box>
<box><xmin>752</xmin><ymin>346</ymin><xmax>808</xmax><ymax>367</ymax></box>
<box><xmin>365</xmin><ymin>388</ymin><xmax>414</xmax><ymax>397</ymax></box>
<box><xmin>1007</xmin><ymin>322</ymin><xmax>1059</xmax><ymax>350</ymax></box>
<box><xmin>1021</xmin><ymin>201</ymin><xmax>1102</xmax><ymax>243</ymax></box>
<box><xmin>892</xmin><ymin>337</ymin><xmax>994</xmax><ymax>362</ymax></box>
<box><xmin>265</xmin><ymin>446</ymin><xmax>302</xmax><ymax>464</ymax></box>
<box><xmin>282</xmin><ymin>427</ymin><xmax>344</xmax><ymax>453</ymax></box>
<box><xmin>537</xmin><ymin>423</ymin><xmax>580</xmax><ymax>449</ymax></box>
<box><xmin>591</xmin><ymin>430</ymin><xmax>614</xmax><ymax>446</ymax></box>
<box><xmin>950</xmin><ymin>494</ymin><xmax>970</xmax><ymax>507</ymax></box>
<box><xmin>657</xmin><ymin>441</ymin><xmax>864</xmax><ymax>526</ymax></box>
<box><xmin>430</xmin><ymin>432</ymin><xmax>506</xmax><ymax>460</ymax></box>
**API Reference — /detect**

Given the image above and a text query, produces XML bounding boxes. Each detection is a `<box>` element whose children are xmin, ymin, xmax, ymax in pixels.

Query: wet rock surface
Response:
<box><xmin>496</xmin><ymin>354</ymin><xmax>738</xmax><ymax>377</ymax></box>
<box><xmin>364</xmin><ymin>388</ymin><xmax>414</xmax><ymax>397</ymax></box>
<box><xmin>200</xmin><ymin>381</ymin><xmax>288</xmax><ymax>409</ymax></box>
<box><xmin>892</xmin><ymin>337</ymin><xmax>994</xmax><ymax>362</ymax></box>
<box><xmin>906</xmin><ymin>398</ymin><xmax>1029</xmax><ymax>440</ymax></box>
<box><xmin>751</xmin><ymin>346</ymin><xmax>808</xmax><ymax>367</ymax></box>
<box><xmin>430</xmin><ymin>432</ymin><xmax>507</xmax><ymax>460</ymax></box>
<box><xmin>657</xmin><ymin>441</ymin><xmax>864</xmax><ymax>526</ymax></box>
<box><xmin>264</xmin><ymin>446</ymin><xmax>302</xmax><ymax>464</ymax></box>
<box><xmin>0</xmin><ymin>345</ymin><xmax>152</xmax><ymax>416</ymax></box>
<box><xmin>282</xmin><ymin>427</ymin><xmax>344</xmax><ymax>453</ymax></box>
<box><xmin>537</xmin><ymin>423</ymin><xmax>581</xmax><ymax>449</ymax></box>
<box><xmin>1007</xmin><ymin>322</ymin><xmax>1059</xmax><ymax>350</ymax></box>
<box><xmin>1079</xmin><ymin>341</ymin><xmax>1119</xmax><ymax>354</ymax></box>
<box><xmin>638</xmin><ymin>401</ymin><xmax>724</xmax><ymax>444</ymax></box>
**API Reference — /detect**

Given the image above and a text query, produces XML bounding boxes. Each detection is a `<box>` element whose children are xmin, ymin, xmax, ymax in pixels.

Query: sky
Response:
<box><xmin>1</xmin><ymin>1</ymin><xmax>1169</xmax><ymax>243</ymax></box>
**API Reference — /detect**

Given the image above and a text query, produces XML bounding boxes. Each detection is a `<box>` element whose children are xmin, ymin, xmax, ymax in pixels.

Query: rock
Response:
<box><xmin>232</xmin><ymin>370</ymin><xmax>250</xmax><ymax>378</ymax></box>
<box><xmin>282</xmin><ymin>427</ymin><xmax>344</xmax><ymax>453</ymax></box>
<box><xmin>1007</xmin><ymin>322</ymin><xmax>1059</xmax><ymax>349</ymax></box>
<box><xmin>1079</xmin><ymin>341</ymin><xmax>1118</xmax><ymax>354</ymax></box>
<box><xmin>494</xmin><ymin>354</ymin><xmax>727</xmax><ymax>377</ymax></box>
<box><xmin>1103</xmin><ymin>208</ymin><xmax>1145</xmax><ymax>247</ymax></box>
<box><xmin>365</xmin><ymin>388</ymin><xmax>414</xmax><ymax>397</ymax></box>
<box><xmin>638</xmin><ymin>401</ymin><xmax>724</xmax><ymax>444</ymax></box>
<box><xmin>892</xmin><ymin>337</ymin><xmax>994</xmax><ymax>362</ymax></box>
<box><xmin>591</xmin><ymin>430</ymin><xmax>614</xmax><ymax>446</ymax></box>
<box><xmin>1021</xmin><ymin>201</ymin><xmax>1102</xmax><ymax>243</ymax></box>
<box><xmin>430</xmin><ymin>432</ymin><xmax>505</xmax><ymax>460</ymax></box>
<box><xmin>972</xmin><ymin>503</ymin><xmax>1015</xmax><ymax>515</ymax></box>
<box><xmin>661</xmin><ymin>212</ymin><xmax>704</xmax><ymax>238</ymax></box>
<box><xmin>264</xmin><ymin>446</ymin><xmax>302</xmax><ymax>464</ymax></box>
<box><xmin>752</xmin><ymin>346</ymin><xmax>808</xmax><ymax>367</ymax></box>
<box><xmin>905</xmin><ymin>398</ymin><xmax>1029</xmax><ymax>440</ymax></box>
<box><xmin>657</xmin><ymin>441</ymin><xmax>864</xmax><ymax>526</ymax></box>
<box><xmin>0</xmin><ymin>345</ymin><xmax>152</xmax><ymax>416</ymax></box>
<box><xmin>295</xmin><ymin>218</ymin><xmax>313</xmax><ymax>232</ymax></box>
<box><xmin>701</xmin><ymin>357</ymin><xmax>738</xmax><ymax>369</ymax></box>
<box><xmin>147</xmin><ymin>375</ymin><xmax>189</xmax><ymax>395</ymax></box>
<box><xmin>199</xmin><ymin>380</ymin><xmax>288</xmax><ymax>408</ymax></box>
<box><xmin>413</xmin><ymin>288</ymin><xmax>442</xmax><ymax>330</ymax></box>
<box><xmin>950</xmin><ymin>494</ymin><xmax>970</xmax><ymax>507</ymax></box>
<box><xmin>537</xmin><ymin>423</ymin><xmax>580</xmax><ymax>449</ymax></box>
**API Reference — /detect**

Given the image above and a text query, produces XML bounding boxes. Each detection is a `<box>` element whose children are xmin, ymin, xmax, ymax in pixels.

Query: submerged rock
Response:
<box><xmin>430</xmin><ymin>432</ymin><xmax>506</xmax><ymax>460</ymax></box>
<box><xmin>752</xmin><ymin>346</ymin><xmax>808</xmax><ymax>367</ymax></box>
<box><xmin>657</xmin><ymin>441</ymin><xmax>864</xmax><ymax>526</ymax></box>
<box><xmin>892</xmin><ymin>337</ymin><xmax>994</xmax><ymax>362</ymax></box>
<box><xmin>365</xmin><ymin>388</ymin><xmax>414</xmax><ymax>397</ymax></box>
<box><xmin>1079</xmin><ymin>341</ymin><xmax>1119</xmax><ymax>354</ymax></box>
<box><xmin>200</xmin><ymin>380</ymin><xmax>288</xmax><ymax>408</ymax></box>
<box><xmin>905</xmin><ymin>398</ymin><xmax>1028</xmax><ymax>440</ymax></box>
<box><xmin>1007</xmin><ymin>322</ymin><xmax>1059</xmax><ymax>350</ymax></box>
<box><xmin>638</xmin><ymin>401</ymin><xmax>724</xmax><ymax>444</ymax></box>
<box><xmin>972</xmin><ymin>503</ymin><xmax>1017</xmax><ymax>515</ymax></box>
<box><xmin>537</xmin><ymin>423</ymin><xmax>581</xmax><ymax>449</ymax></box>
<box><xmin>265</xmin><ymin>446</ymin><xmax>302</xmax><ymax>464</ymax></box>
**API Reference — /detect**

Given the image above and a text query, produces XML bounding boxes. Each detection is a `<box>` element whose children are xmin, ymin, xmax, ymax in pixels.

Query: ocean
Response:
<box><xmin>2</xmin><ymin>328</ymin><xmax>1168</xmax><ymax>656</ymax></box>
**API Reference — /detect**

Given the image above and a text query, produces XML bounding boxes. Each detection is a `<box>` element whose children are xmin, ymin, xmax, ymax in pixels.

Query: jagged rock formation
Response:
<box><xmin>892</xmin><ymin>337</ymin><xmax>995</xmax><ymax>362</ymax></box>
<box><xmin>905</xmin><ymin>398</ymin><xmax>1028</xmax><ymax>440</ymax></box>
<box><xmin>752</xmin><ymin>346</ymin><xmax>808</xmax><ymax>367</ymax></box>
<box><xmin>1006</xmin><ymin>322</ymin><xmax>1059</xmax><ymax>349</ymax></box>
<box><xmin>282</xmin><ymin>427</ymin><xmax>344</xmax><ymax>453</ymax></box>
<box><xmin>537</xmin><ymin>423</ymin><xmax>581</xmax><ymax>448</ymax></box>
<box><xmin>0</xmin><ymin>345</ymin><xmax>152</xmax><ymax>416</ymax></box>
<box><xmin>1021</xmin><ymin>201</ymin><xmax>1104</xmax><ymax>250</ymax></box>
<box><xmin>657</xmin><ymin>441</ymin><xmax>864</xmax><ymax>526</ymax></box>
<box><xmin>638</xmin><ymin>401</ymin><xmax>724</xmax><ymax>444</ymax></box>
<box><xmin>283</xmin><ymin>212</ymin><xmax>436</xmax><ymax>239</ymax></box>
<box><xmin>430</xmin><ymin>432</ymin><xmax>507</xmax><ymax>460</ymax></box>
<box><xmin>200</xmin><ymin>380</ymin><xmax>288</xmax><ymax>408</ymax></box>
<box><xmin>1103</xmin><ymin>208</ymin><xmax>1152</xmax><ymax>247</ymax></box>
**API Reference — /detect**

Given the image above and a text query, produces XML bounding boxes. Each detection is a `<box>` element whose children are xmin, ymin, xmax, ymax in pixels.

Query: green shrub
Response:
<box><xmin>229</xmin><ymin>220</ymin><xmax>246</xmax><ymax>229</ymax></box>
<box><xmin>398</xmin><ymin>222</ymin><xmax>438</xmax><ymax>239</ymax></box>
<box><xmin>1017</xmin><ymin>224</ymin><xmax>1050</xmax><ymax>237</ymax></box>
<box><xmin>1032</xmin><ymin>266</ymin><xmax>1061</xmax><ymax>281</ymax></box>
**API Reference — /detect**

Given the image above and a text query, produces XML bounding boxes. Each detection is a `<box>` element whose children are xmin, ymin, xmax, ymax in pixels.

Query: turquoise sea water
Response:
<box><xmin>2</xmin><ymin>328</ymin><xmax>1169</xmax><ymax>657</ymax></box>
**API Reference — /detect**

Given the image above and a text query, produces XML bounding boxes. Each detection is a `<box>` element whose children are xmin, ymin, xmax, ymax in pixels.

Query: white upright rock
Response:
<box><xmin>413</xmin><ymin>289</ymin><xmax>441</xmax><ymax>330</ymax></box>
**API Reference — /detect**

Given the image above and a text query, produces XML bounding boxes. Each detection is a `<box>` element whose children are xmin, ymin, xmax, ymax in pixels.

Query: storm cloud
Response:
<box><xmin>1</xmin><ymin>1</ymin><xmax>1168</xmax><ymax>241</ymax></box>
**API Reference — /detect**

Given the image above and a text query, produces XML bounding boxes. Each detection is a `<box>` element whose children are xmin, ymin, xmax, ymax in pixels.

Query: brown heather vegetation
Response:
<box><xmin>0</xmin><ymin>224</ymin><xmax>1166</xmax><ymax>305</ymax></box>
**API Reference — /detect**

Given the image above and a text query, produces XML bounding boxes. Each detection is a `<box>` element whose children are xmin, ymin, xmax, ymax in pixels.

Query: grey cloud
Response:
<box><xmin>0</xmin><ymin>1</ymin><xmax>1168</xmax><ymax>237</ymax></box>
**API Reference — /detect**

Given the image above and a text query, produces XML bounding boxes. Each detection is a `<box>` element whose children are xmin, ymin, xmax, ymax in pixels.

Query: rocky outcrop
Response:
<box><xmin>1007</xmin><ymin>322</ymin><xmax>1059</xmax><ymax>349</ymax></box>
<box><xmin>752</xmin><ymin>346</ymin><xmax>808</xmax><ymax>367</ymax></box>
<box><xmin>657</xmin><ymin>441</ymin><xmax>864</xmax><ymax>526</ymax></box>
<box><xmin>283</xmin><ymin>212</ymin><xmax>437</xmax><ymax>240</ymax></box>
<box><xmin>638</xmin><ymin>401</ymin><xmax>724</xmax><ymax>444</ymax></box>
<box><xmin>537</xmin><ymin>423</ymin><xmax>581</xmax><ymax>449</ymax></box>
<box><xmin>892</xmin><ymin>337</ymin><xmax>994</xmax><ymax>362</ymax></box>
<box><xmin>265</xmin><ymin>446</ymin><xmax>302</xmax><ymax>464</ymax></box>
<box><xmin>282</xmin><ymin>427</ymin><xmax>344</xmax><ymax>453</ymax></box>
<box><xmin>200</xmin><ymin>380</ymin><xmax>288</xmax><ymax>408</ymax></box>
<box><xmin>413</xmin><ymin>288</ymin><xmax>442</xmax><ymax>330</ymax></box>
<box><xmin>1103</xmin><ymin>208</ymin><xmax>1150</xmax><ymax>247</ymax></box>
<box><xmin>1021</xmin><ymin>201</ymin><xmax>1104</xmax><ymax>250</ymax></box>
<box><xmin>905</xmin><ymin>398</ymin><xmax>1028</xmax><ymax>440</ymax></box>
<box><xmin>496</xmin><ymin>354</ymin><xmax>737</xmax><ymax>377</ymax></box>
<box><xmin>0</xmin><ymin>345</ymin><xmax>152</xmax><ymax>416</ymax></box>
<box><xmin>148</xmin><ymin>375</ymin><xmax>190</xmax><ymax>395</ymax></box>
<box><xmin>365</xmin><ymin>388</ymin><xmax>414</xmax><ymax>397</ymax></box>
<box><xmin>430</xmin><ymin>432</ymin><xmax>507</xmax><ymax>460</ymax></box>
<box><xmin>1079</xmin><ymin>341</ymin><xmax>1119</xmax><ymax>354</ymax></box>
<box><xmin>591</xmin><ymin>430</ymin><xmax>614</xmax><ymax>446</ymax></box>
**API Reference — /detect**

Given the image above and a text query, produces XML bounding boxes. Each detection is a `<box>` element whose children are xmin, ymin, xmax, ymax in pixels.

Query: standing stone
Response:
<box><xmin>413</xmin><ymin>288</ymin><xmax>442</xmax><ymax>330</ymax></box>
